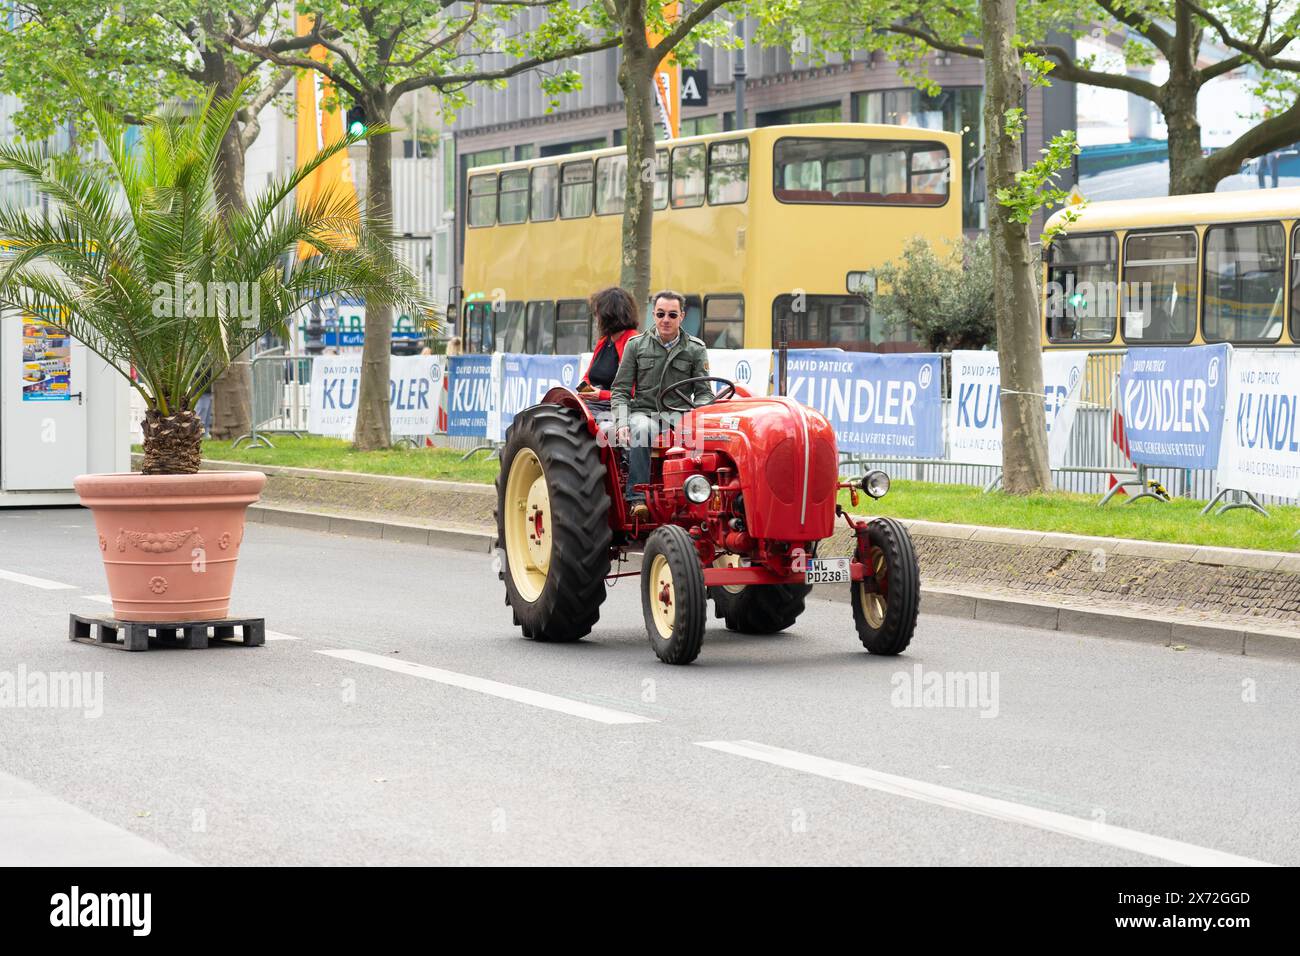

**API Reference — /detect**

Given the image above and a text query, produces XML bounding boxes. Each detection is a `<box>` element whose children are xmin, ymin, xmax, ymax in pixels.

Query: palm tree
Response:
<box><xmin>0</xmin><ymin>77</ymin><xmax>432</xmax><ymax>474</ymax></box>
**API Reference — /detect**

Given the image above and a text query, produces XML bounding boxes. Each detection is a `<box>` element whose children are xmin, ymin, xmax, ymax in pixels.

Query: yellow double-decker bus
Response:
<box><xmin>457</xmin><ymin>123</ymin><xmax>961</xmax><ymax>354</ymax></box>
<box><xmin>1042</xmin><ymin>187</ymin><xmax>1300</xmax><ymax>349</ymax></box>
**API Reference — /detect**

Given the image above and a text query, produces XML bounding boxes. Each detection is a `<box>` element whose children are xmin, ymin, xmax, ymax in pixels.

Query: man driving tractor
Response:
<box><xmin>611</xmin><ymin>290</ymin><xmax>712</xmax><ymax>521</ymax></box>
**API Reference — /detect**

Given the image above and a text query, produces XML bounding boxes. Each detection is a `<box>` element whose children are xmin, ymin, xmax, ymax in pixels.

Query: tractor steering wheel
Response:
<box><xmin>657</xmin><ymin>376</ymin><xmax>737</xmax><ymax>414</ymax></box>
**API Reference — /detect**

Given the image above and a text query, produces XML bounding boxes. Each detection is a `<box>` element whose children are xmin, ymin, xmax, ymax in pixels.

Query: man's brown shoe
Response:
<box><xmin>630</xmin><ymin>502</ymin><xmax>650</xmax><ymax>521</ymax></box>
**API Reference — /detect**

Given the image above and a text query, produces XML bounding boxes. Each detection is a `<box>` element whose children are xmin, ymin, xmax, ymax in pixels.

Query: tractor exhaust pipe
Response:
<box><xmin>777</xmin><ymin>316</ymin><xmax>789</xmax><ymax>396</ymax></box>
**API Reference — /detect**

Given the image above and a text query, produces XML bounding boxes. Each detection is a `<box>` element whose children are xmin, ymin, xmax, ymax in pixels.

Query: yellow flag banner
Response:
<box><xmin>295</xmin><ymin>13</ymin><xmax>359</xmax><ymax>259</ymax></box>
<box><xmin>647</xmin><ymin>2</ymin><xmax>680</xmax><ymax>139</ymax></box>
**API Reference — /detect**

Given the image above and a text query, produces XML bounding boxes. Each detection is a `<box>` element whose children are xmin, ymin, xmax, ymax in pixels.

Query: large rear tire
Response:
<box><xmin>642</xmin><ymin>525</ymin><xmax>707</xmax><ymax>665</ymax></box>
<box><xmin>495</xmin><ymin>405</ymin><xmax>612</xmax><ymax>642</ymax></box>
<box><xmin>709</xmin><ymin>556</ymin><xmax>812</xmax><ymax>634</ymax></box>
<box><xmin>852</xmin><ymin>517</ymin><xmax>920</xmax><ymax>655</ymax></box>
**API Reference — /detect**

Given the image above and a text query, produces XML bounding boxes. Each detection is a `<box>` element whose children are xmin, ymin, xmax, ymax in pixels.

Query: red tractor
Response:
<box><xmin>494</xmin><ymin>376</ymin><xmax>920</xmax><ymax>664</ymax></box>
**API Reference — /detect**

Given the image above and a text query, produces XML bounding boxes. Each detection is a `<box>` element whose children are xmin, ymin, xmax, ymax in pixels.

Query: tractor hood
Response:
<box><xmin>688</xmin><ymin>396</ymin><xmax>839</xmax><ymax>542</ymax></box>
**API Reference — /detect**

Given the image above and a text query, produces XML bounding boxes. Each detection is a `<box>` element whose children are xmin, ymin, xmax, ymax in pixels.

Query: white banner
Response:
<box><xmin>708</xmin><ymin>348</ymin><xmax>772</xmax><ymax>396</ymax></box>
<box><xmin>308</xmin><ymin>355</ymin><xmax>443</xmax><ymax>438</ymax></box>
<box><xmin>948</xmin><ymin>351</ymin><xmax>1087</xmax><ymax>468</ymax></box>
<box><xmin>1215</xmin><ymin>349</ymin><xmax>1300</xmax><ymax>499</ymax></box>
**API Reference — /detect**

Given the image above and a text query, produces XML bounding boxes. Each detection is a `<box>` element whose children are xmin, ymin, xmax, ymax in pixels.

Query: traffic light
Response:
<box><xmin>346</xmin><ymin>105</ymin><xmax>367</xmax><ymax>137</ymax></box>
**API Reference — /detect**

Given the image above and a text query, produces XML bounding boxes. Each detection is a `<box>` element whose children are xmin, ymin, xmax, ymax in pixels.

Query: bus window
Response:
<box><xmin>654</xmin><ymin>150</ymin><xmax>669</xmax><ymax>209</ymax></box>
<box><xmin>530</xmin><ymin>165</ymin><xmax>557</xmax><ymax>221</ymax></box>
<box><xmin>773</xmin><ymin>137</ymin><xmax>949</xmax><ymax>205</ymax></box>
<box><xmin>1121</xmin><ymin>230</ymin><xmax>1197</xmax><ymax>344</ymax></box>
<box><xmin>772</xmin><ymin>294</ymin><xmax>914</xmax><ymax>352</ymax></box>
<box><xmin>708</xmin><ymin>140</ymin><xmax>749</xmax><ymax>204</ymax></box>
<box><xmin>526</xmin><ymin>301</ymin><xmax>556</xmax><ymax>354</ymax></box>
<box><xmin>1046</xmin><ymin>233</ymin><xmax>1118</xmax><ymax>342</ymax></box>
<box><xmin>560</xmin><ymin>160</ymin><xmax>593</xmax><ymax>218</ymax></box>
<box><xmin>671</xmin><ymin>144</ymin><xmax>705</xmax><ymax>208</ymax></box>
<box><xmin>703</xmin><ymin>296</ymin><xmax>744</xmax><ymax>347</ymax></box>
<box><xmin>1203</xmin><ymin>222</ymin><xmax>1284</xmax><ymax>343</ymax></box>
<box><xmin>556</xmin><ymin>300</ymin><xmax>590</xmax><ymax>353</ymax></box>
<box><xmin>684</xmin><ymin>295</ymin><xmax>702</xmax><ymax>337</ymax></box>
<box><xmin>596</xmin><ymin>155</ymin><xmax>626</xmax><ymax>215</ymax></box>
<box><xmin>465</xmin><ymin>303</ymin><xmax>482</xmax><ymax>352</ymax></box>
<box><xmin>468</xmin><ymin>174</ymin><xmax>497</xmax><ymax>226</ymax></box>
<box><xmin>498</xmin><ymin>171</ymin><xmax>529</xmax><ymax>225</ymax></box>
<box><xmin>497</xmin><ymin>301</ymin><xmax>526</xmax><ymax>352</ymax></box>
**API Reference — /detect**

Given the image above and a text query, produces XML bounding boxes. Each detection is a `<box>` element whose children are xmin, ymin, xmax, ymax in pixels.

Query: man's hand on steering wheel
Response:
<box><xmin>657</xmin><ymin>376</ymin><xmax>737</xmax><ymax>414</ymax></box>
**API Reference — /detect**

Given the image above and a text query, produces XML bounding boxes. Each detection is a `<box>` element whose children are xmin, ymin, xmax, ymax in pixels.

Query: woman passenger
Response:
<box><xmin>577</xmin><ymin>286</ymin><xmax>639</xmax><ymax>406</ymax></box>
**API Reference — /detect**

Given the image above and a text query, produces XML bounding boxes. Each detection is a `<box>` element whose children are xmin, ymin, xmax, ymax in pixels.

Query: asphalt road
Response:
<box><xmin>1</xmin><ymin>507</ymin><xmax>1296</xmax><ymax>866</ymax></box>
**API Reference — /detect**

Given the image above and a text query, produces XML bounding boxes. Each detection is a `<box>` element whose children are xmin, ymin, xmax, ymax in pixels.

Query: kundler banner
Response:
<box><xmin>1118</xmin><ymin>344</ymin><xmax>1230</xmax><ymax>470</ymax></box>
<box><xmin>1216</xmin><ymin>349</ymin><xmax>1300</xmax><ymax>499</ymax></box>
<box><xmin>495</xmin><ymin>353</ymin><xmax>582</xmax><ymax>440</ymax></box>
<box><xmin>948</xmin><ymin>350</ymin><xmax>1088</xmax><ymax>468</ymax></box>
<box><xmin>446</xmin><ymin>354</ymin><xmax>494</xmax><ymax>438</ymax></box>
<box><xmin>308</xmin><ymin>355</ymin><xmax>442</xmax><ymax>438</ymax></box>
<box><xmin>785</xmin><ymin>349</ymin><xmax>943</xmax><ymax>459</ymax></box>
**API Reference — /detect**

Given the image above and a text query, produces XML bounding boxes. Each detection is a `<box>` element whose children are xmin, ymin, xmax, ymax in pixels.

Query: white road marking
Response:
<box><xmin>265</xmin><ymin>630</ymin><xmax>301</xmax><ymax>641</ymax></box>
<box><xmin>0</xmin><ymin>568</ymin><xmax>76</xmax><ymax>591</ymax></box>
<box><xmin>83</xmin><ymin>594</ymin><xmax>113</xmax><ymax>605</ymax></box>
<box><xmin>318</xmin><ymin>648</ymin><xmax>657</xmax><ymax>725</ymax></box>
<box><xmin>697</xmin><ymin>740</ymin><xmax>1275</xmax><ymax>867</ymax></box>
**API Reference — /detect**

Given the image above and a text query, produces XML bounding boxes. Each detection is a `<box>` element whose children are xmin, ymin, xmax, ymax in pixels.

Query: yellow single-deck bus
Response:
<box><xmin>1042</xmin><ymin>187</ymin><xmax>1300</xmax><ymax>349</ymax></box>
<box><xmin>457</xmin><ymin>123</ymin><xmax>961</xmax><ymax>354</ymax></box>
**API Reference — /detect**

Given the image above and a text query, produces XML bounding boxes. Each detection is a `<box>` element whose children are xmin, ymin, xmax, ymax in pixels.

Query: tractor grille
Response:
<box><xmin>765</xmin><ymin>437</ymin><xmax>799</xmax><ymax>504</ymax></box>
<box><xmin>809</xmin><ymin>436</ymin><xmax>838</xmax><ymax>503</ymax></box>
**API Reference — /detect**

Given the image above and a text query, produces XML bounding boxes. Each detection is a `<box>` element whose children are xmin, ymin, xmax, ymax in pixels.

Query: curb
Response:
<box><xmin>246</xmin><ymin>503</ymin><xmax>1300</xmax><ymax>661</ymax></box>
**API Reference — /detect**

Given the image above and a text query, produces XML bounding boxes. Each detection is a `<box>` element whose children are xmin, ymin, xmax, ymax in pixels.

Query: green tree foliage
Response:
<box><xmin>875</xmin><ymin>235</ymin><xmax>996</xmax><ymax>351</ymax></box>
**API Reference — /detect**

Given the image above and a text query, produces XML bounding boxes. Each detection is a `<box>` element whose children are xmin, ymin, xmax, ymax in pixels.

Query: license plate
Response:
<box><xmin>804</xmin><ymin>557</ymin><xmax>850</xmax><ymax>584</ymax></box>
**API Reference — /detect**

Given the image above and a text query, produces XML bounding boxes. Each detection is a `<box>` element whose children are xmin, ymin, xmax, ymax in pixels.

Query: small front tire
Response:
<box><xmin>642</xmin><ymin>525</ymin><xmax>707</xmax><ymax>665</ymax></box>
<box><xmin>852</xmin><ymin>517</ymin><xmax>920</xmax><ymax>655</ymax></box>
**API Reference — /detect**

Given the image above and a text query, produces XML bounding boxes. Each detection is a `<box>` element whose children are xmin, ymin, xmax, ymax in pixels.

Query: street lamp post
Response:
<box><xmin>733</xmin><ymin>18</ymin><xmax>746</xmax><ymax>130</ymax></box>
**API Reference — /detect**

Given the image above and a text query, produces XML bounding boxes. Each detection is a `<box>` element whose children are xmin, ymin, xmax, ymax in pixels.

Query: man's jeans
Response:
<box><xmin>625</xmin><ymin>411</ymin><xmax>661</xmax><ymax>504</ymax></box>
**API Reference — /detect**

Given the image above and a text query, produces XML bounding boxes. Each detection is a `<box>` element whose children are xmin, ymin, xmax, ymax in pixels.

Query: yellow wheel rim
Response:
<box><xmin>714</xmin><ymin>553</ymin><xmax>746</xmax><ymax>595</ymax></box>
<box><xmin>504</xmin><ymin>448</ymin><xmax>550</xmax><ymax>602</ymax></box>
<box><xmin>860</xmin><ymin>546</ymin><xmax>887</xmax><ymax>629</ymax></box>
<box><xmin>649</xmin><ymin>554</ymin><xmax>675</xmax><ymax>639</ymax></box>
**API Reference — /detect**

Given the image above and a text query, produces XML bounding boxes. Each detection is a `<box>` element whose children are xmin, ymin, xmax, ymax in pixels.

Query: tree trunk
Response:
<box><xmin>353</xmin><ymin>101</ymin><xmax>395</xmax><ymax>451</ymax></box>
<box><xmin>206</xmin><ymin>41</ymin><xmax>255</xmax><ymax>441</ymax></box>
<box><xmin>981</xmin><ymin>0</ymin><xmax>1051</xmax><ymax>495</ymax></box>
<box><xmin>141</xmin><ymin>408</ymin><xmax>204</xmax><ymax>475</ymax></box>
<box><xmin>1162</xmin><ymin>73</ymin><xmax>1216</xmax><ymax>195</ymax></box>
<box><xmin>618</xmin><ymin>8</ymin><xmax>655</xmax><ymax>313</ymax></box>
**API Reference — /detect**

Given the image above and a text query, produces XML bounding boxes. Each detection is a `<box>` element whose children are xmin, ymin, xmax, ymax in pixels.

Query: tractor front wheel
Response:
<box><xmin>852</xmin><ymin>517</ymin><xmax>920</xmax><ymax>655</ymax></box>
<box><xmin>642</xmin><ymin>525</ymin><xmax>707</xmax><ymax>665</ymax></box>
<box><xmin>495</xmin><ymin>405</ymin><xmax>612</xmax><ymax>642</ymax></box>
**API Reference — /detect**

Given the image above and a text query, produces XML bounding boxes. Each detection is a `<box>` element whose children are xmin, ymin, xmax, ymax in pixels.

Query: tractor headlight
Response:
<box><xmin>683</xmin><ymin>474</ymin><xmax>712</xmax><ymax>504</ymax></box>
<box><xmin>861</xmin><ymin>470</ymin><xmax>891</xmax><ymax>499</ymax></box>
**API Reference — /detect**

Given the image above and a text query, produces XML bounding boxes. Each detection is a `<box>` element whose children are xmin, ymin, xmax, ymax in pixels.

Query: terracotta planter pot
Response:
<box><xmin>73</xmin><ymin>472</ymin><xmax>267</xmax><ymax>623</ymax></box>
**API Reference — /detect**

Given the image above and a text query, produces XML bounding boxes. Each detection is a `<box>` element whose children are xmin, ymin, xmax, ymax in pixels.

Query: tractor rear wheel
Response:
<box><xmin>852</xmin><ymin>516</ymin><xmax>920</xmax><ymax>655</ymax></box>
<box><xmin>709</xmin><ymin>556</ymin><xmax>812</xmax><ymax>634</ymax></box>
<box><xmin>642</xmin><ymin>525</ymin><xmax>707</xmax><ymax>665</ymax></box>
<box><xmin>495</xmin><ymin>405</ymin><xmax>612</xmax><ymax>642</ymax></box>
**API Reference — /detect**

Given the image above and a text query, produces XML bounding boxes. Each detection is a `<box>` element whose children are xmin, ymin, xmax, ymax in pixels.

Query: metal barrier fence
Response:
<box><xmin>839</xmin><ymin>348</ymin><xmax>1300</xmax><ymax>508</ymax></box>
<box><xmin>233</xmin><ymin>350</ymin><xmax>313</xmax><ymax>448</ymax></box>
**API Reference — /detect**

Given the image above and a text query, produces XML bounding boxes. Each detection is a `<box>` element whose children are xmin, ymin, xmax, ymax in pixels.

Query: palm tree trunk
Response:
<box><xmin>353</xmin><ymin>101</ymin><xmax>395</xmax><ymax>451</ymax></box>
<box><xmin>140</xmin><ymin>409</ymin><xmax>204</xmax><ymax>475</ymax></box>
<box><xmin>981</xmin><ymin>0</ymin><xmax>1051</xmax><ymax>494</ymax></box>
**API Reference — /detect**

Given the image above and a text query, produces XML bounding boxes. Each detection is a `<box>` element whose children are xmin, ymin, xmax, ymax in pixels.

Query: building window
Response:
<box><xmin>1204</xmin><ymin>222</ymin><xmax>1285</xmax><ymax>343</ymax></box>
<box><xmin>671</xmin><ymin>144</ymin><xmax>706</xmax><ymax>208</ymax></box>
<box><xmin>560</xmin><ymin>160</ymin><xmax>594</xmax><ymax>218</ymax></box>
<box><xmin>708</xmin><ymin>140</ymin><xmax>749</xmax><ymax>205</ymax></box>
<box><xmin>773</xmin><ymin>137</ymin><xmax>949</xmax><ymax>205</ymax></box>
<box><xmin>1046</xmin><ymin>233</ymin><xmax>1118</xmax><ymax>342</ymax></box>
<box><xmin>595</xmin><ymin>154</ymin><xmax>626</xmax><ymax>215</ymax></box>
<box><xmin>556</xmin><ymin>300</ymin><xmax>591</xmax><ymax>353</ymax></box>
<box><xmin>757</xmin><ymin>102</ymin><xmax>842</xmax><ymax>126</ymax></box>
<box><xmin>530</xmin><ymin>165</ymin><xmax>557</xmax><ymax>221</ymax></box>
<box><xmin>498</xmin><ymin>170</ymin><xmax>529</xmax><ymax>225</ymax></box>
<box><xmin>703</xmin><ymin>296</ymin><xmax>744</xmax><ymax>348</ymax></box>
<box><xmin>681</xmin><ymin>115</ymin><xmax>721</xmax><ymax>137</ymax></box>
<box><xmin>1121</xmin><ymin>231</ymin><xmax>1198</xmax><ymax>344</ymax></box>
<box><xmin>467</xmin><ymin>173</ymin><xmax>497</xmax><ymax>227</ymax></box>
<box><xmin>541</xmin><ymin>137</ymin><xmax>607</xmax><ymax>158</ymax></box>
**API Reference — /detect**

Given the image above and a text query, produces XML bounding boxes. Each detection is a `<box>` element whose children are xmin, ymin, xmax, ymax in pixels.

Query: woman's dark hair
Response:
<box><xmin>589</xmin><ymin>286</ymin><xmax>639</xmax><ymax>338</ymax></box>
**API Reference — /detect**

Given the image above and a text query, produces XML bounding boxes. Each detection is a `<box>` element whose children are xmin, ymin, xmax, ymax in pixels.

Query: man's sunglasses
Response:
<box><xmin>654</xmin><ymin>310</ymin><xmax>680</xmax><ymax>319</ymax></box>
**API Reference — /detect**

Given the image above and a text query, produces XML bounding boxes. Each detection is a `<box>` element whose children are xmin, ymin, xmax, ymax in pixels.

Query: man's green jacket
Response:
<box><xmin>610</xmin><ymin>330</ymin><xmax>712</xmax><ymax>418</ymax></box>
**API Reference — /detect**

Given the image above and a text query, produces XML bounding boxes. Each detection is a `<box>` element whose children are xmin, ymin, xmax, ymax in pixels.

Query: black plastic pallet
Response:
<box><xmin>68</xmin><ymin>613</ymin><xmax>265</xmax><ymax>651</ymax></box>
